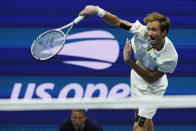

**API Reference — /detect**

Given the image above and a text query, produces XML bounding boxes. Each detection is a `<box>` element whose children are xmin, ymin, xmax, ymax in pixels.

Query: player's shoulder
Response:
<box><xmin>161</xmin><ymin>37</ymin><xmax>178</xmax><ymax>60</ymax></box>
<box><xmin>165</xmin><ymin>37</ymin><xmax>177</xmax><ymax>53</ymax></box>
<box><xmin>129</xmin><ymin>20</ymin><xmax>146</xmax><ymax>36</ymax></box>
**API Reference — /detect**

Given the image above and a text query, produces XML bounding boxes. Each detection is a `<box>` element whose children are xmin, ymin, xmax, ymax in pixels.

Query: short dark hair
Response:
<box><xmin>71</xmin><ymin>110</ymin><xmax>87</xmax><ymax>117</ymax></box>
<box><xmin>144</xmin><ymin>12</ymin><xmax>170</xmax><ymax>35</ymax></box>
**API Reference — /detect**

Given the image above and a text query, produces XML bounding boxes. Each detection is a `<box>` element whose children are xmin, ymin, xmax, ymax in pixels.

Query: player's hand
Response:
<box><xmin>123</xmin><ymin>38</ymin><xmax>132</xmax><ymax>64</ymax></box>
<box><xmin>79</xmin><ymin>5</ymin><xmax>98</xmax><ymax>18</ymax></box>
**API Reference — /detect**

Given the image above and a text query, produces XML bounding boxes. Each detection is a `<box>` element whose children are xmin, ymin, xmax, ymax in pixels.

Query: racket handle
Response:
<box><xmin>73</xmin><ymin>16</ymin><xmax>85</xmax><ymax>24</ymax></box>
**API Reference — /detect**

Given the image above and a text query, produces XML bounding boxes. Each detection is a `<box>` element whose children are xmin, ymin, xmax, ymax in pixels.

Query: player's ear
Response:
<box><xmin>161</xmin><ymin>29</ymin><xmax>167</xmax><ymax>36</ymax></box>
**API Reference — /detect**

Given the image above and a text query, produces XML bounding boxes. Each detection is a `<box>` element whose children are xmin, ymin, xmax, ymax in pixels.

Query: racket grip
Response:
<box><xmin>73</xmin><ymin>16</ymin><xmax>85</xmax><ymax>24</ymax></box>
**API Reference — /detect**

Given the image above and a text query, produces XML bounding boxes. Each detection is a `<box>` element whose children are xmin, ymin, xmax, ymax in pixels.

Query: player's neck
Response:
<box><xmin>154</xmin><ymin>38</ymin><xmax>165</xmax><ymax>51</ymax></box>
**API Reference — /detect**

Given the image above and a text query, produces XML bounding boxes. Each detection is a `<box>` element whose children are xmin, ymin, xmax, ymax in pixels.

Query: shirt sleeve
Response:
<box><xmin>157</xmin><ymin>59</ymin><xmax>178</xmax><ymax>73</ymax></box>
<box><xmin>129</xmin><ymin>20</ymin><xmax>146</xmax><ymax>37</ymax></box>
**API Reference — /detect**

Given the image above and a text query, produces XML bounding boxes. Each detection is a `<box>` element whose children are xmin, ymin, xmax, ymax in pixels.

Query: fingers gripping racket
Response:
<box><xmin>31</xmin><ymin>16</ymin><xmax>84</xmax><ymax>60</ymax></box>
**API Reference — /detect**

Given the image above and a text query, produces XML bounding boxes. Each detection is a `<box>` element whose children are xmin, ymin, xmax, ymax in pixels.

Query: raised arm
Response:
<box><xmin>123</xmin><ymin>38</ymin><xmax>165</xmax><ymax>84</ymax></box>
<box><xmin>79</xmin><ymin>5</ymin><xmax>133</xmax><ymax>30</ymax></box>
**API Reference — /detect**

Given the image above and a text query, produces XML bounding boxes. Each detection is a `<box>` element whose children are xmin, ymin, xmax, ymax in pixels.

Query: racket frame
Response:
<box><xmin>31</xmin><ymin>29</ymin><xmax>66</xmax><ymax>60</ymax></box>
<box><xmin>31</xmin><ymin>16</ymin><xmax>84</xmax><ymax>60</ymax></box>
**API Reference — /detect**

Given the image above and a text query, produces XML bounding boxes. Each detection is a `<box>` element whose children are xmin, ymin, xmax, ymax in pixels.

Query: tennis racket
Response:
<box><xmin>31</xmin><ymin>16</ymin><xmax>84</xmax><ymax>60</ymax></box>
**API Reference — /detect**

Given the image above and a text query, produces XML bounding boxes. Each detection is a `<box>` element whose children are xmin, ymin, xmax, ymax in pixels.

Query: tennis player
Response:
<box><xmin>79</xmin><ymin>5</ymin><xmax>178</xmax><ymax>131</ymax></box>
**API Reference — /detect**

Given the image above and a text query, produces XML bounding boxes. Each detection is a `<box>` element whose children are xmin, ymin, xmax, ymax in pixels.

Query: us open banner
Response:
<box><xmin>0</xmin><ymin>28</ymin><xmax>196</xmax><ymax>99</ymax></box>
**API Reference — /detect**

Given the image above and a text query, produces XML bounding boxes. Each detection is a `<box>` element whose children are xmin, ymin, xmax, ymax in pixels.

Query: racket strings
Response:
<box><xmin>31</xmin><ymin>16</ymin><xmax>84</xmax><ymax>60</ymax></box>
<box><xmin>31</xmin><ymin>23</ymin><xmax>74</xmax><ymax>60</ymax></box>
<box><xmin>32</xmin><ymin>31</ymin><xmax>65</xmax><ymax>60</ymax></box>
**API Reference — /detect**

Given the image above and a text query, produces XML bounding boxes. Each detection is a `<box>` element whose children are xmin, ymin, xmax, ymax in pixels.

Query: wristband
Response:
<box><xmin>120</xmin><ymin>23</ymin><xmax>132</xmax><ymax>31</ymax></box>
<box><xmin>97</xmin><ymin>6</ymin><xmax>105</xmax><ymax>17</ymax></box>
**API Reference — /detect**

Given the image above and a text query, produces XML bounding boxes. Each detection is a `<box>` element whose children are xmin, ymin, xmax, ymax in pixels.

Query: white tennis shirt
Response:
<box><xmin>129</xmin><ymin>20</ymin><xmax>178</xmax><ymax>96</ymax></box>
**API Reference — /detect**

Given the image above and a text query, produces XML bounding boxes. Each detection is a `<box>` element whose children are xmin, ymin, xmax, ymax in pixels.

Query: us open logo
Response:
<box><xmin>58</xmin><ymin>30</ymin><xmax>120</xmax><ymax>70</ymax></box>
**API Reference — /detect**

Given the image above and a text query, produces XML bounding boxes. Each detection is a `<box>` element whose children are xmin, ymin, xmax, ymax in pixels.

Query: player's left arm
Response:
<box><xmin>128</xmin><ymin>61</ymin><xmax>165</xmax><ymax>84</ymax></box>
<box><xmin>123</xmin><ymin>38</ymin><xmax>165</xmax><ymax>84</ymax></box>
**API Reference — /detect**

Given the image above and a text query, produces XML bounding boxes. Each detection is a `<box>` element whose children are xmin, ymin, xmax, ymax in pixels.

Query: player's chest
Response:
<box><xmin>135</xmin><ymin>43</ymin><xmax>159</xmax><ymax>70</ymax></box>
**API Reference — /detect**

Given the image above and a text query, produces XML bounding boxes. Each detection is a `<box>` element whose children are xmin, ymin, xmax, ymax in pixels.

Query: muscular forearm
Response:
<box><xmin>79</xmin><ymin>5</ymin><xmax>132</xmax><ymax>28</ymax></box>
<box><xmin>127</xmin><ymin>60</ymin><xmax>158</xmax><ymax>83</ymax></box>
<box><xmin>102</xmin><ymin>11</ymin><xmax>121</xmax><ymax>27</ymax></box>
<box><xmin>102</xmin><ymin>11</ymin><xmax>133</xmax><ymax>28</ymax></box>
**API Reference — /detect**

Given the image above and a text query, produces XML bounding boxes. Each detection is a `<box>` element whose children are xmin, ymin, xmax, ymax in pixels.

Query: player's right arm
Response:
<box><xmin>79</xmin><ymin>5</ymin><xmax>133</xmax><ymax>30</ymax></box>
<box><xmin>103</xmin><ymin>11</ymin><xmax>133</xmax><ymax>28</ymax></box>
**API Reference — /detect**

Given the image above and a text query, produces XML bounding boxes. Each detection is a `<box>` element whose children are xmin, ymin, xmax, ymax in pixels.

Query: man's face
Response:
<box><xmin>71</xmin><ymin>111</ymin><xmax>86</xmax><ymax>129</ymax></box>
<box><xmin>147</xmin><ymin>21</ymin><xmax>166</xmax><ymax>46</ymax></box>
